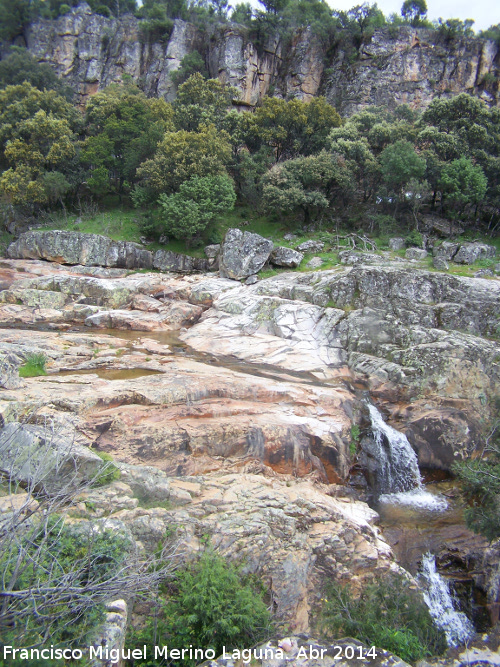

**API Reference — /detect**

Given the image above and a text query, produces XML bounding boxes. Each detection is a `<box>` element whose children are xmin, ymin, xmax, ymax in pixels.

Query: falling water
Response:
<box><xmin>366</xmin><ymin>404</ymin><xmax>448</xmax><ymax>511</ymax></box>
<box><xmin>419</xmin><ymin>553</ymin><xmax>475</xmax><ymax>647</ymax></box>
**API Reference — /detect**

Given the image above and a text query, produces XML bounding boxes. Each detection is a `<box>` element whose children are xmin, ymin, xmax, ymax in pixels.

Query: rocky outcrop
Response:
<box><xmin>219</xmin><ymin>228</ymin><xmax>274</xmax><ymax>280</ymax></box>
<box><xmin>271</xmin><ymin>246</ymin><xmax>304</xmax><ymax>268</ymax></box>
<box><xmin>0</xmin><ymin>421</ymin><xmax>105</xmax><ymax>494</ymax></box>
<box><xmin>153</xmin><ymin>249</ymin><xmax>212</xmax><ymax>273</ymax></box>
<box><xmin>8</xmin><ymin>230</ymin><xmax>153</xmax><ymax>269</ymax></box>
<box><xmin>20</xmin><ymin>4</ymin><xmax>499</xmax><ymax>111</ymax></box>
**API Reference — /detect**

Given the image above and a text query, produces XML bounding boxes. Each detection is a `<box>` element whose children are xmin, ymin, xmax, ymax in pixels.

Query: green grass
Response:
<box><xmin>18</xmin><ymin>353</ymin><xmax>48</xmax><ymax>378</ymax></box>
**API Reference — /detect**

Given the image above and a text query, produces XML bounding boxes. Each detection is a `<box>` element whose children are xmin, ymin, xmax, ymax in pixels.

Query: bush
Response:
<box><xmin>94</xmin><ymin>450</ymin><xmax>121</xmax><ymax>486</ymax></box>
<box><xmin>127</xmin><ymin>551</ymin><xmax>272</xmax><ymax>665</ymax></box>
<box><xmin>405</xmin><ymin>230</ymin><xmax>423</xmax><ymax>247</ymax></box>
<box><xmin>19</xmin><ymin>352</ymin><xmax>48</xmax><ymax>377</ymax></box>
<box><xmin>319</xmin><ymin>574</ymin><xmax>446</xmax><ymax>663</ymax></box>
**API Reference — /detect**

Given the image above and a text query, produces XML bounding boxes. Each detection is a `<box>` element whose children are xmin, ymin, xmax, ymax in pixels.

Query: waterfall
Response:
<box><xmin>419</xmin><ymin>553</ymin><xmax>475</xmax><ymax>647</ymax></box>
<box><xmin>367</xmin><ymin>403</ymin><xmax>422</xmax><ymax>493</ymax></box>
<box><xmin>365</xmin><ymin>404</ymin><xmax>447</xmax><ymax>510</ymax></box>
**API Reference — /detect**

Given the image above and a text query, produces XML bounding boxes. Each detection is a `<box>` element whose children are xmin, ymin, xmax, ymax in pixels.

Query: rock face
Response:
<box><xmin>21</xmin><ymin>4</ymin><xmax>499</xmax><ymax>110</ymax></box>
<box><xmin>8</xmin><ymin>230</ymin><xmax>153</xmax><ymax>269</ymax></box>
<box><xmin>7</xmin><ymin>230</ymin><xmax>216</xmax><ymax>274</ymax></box>
<box><xmin>0</xmin><ymin>422</ymin><xmax>104</xmax><ymax>493</ymax></box>
<box><xmin>219</xmin><ymin>228</ymin><xmax>274</xmax><ymax>280</ymax></box>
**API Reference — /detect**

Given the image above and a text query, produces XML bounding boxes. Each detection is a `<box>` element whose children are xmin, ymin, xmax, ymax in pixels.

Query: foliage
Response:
<box><xmin>159</xmin><ymin>174</ymin><xmax>236</xmax><ymax>241</ymax></box>
<box><xmin>453</xmin><ymin>405</ymin><xmax>500</xmax><ymax>542</ymax></box>
<box><xmin>18</xmin><ymin>352</ymin><xmax>47</xmax><ymax>377</ymax></box>
<box><xmin>127</xmin><ymin>551</ymin><xmax>272</xmax><ymax>665</ymax></box>
<box><xmin>170</xmin><ymin>51</ymin><xmax>208</xmax><ymax>86</ymax></box>
<box><xmin>319</xmin><ymin>574</ymin><xmax>447</xmax><ymax>663</ymax></box>
<box><xmin>401</xmin><ymin>0</ymin><xmax>427</xmax><ymax>26</ymax></box>
<box><xmin>137</xmin><ymin>125</ymin><xmax>231</xmax><ymax>197</ymax></box>
<box><xmin>93</xmin><ymin>450</ymin><xmax>121</xmax><ymax>486</ymax></box>
<box><xmin>172</xmin><ymin>73</ymin><xmax>236</xmax><ymax>132</ymax></box>
<box><xmin>380</xmin><ymin>139</ymin><xmax>426</xmax><ymax>198</ymax></box>
<box><xmin>439</xmin><ymin>156</ymin><xmax>487</xmax><ymax>216</ymax></box>
<box><xmin>0</xmin><ymin>48</ymin><xmax>73</xmax><ymax>100</ymax></box>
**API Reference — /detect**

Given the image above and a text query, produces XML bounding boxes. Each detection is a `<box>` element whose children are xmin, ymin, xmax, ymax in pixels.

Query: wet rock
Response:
<box><xmin>0</xmin><ymin>352</ymin><xmax>23</xmax><ymax>389</ymax></box>
<box><xmin>404</xmin><ymin>247</ymin><xmax>427</xmax><ymax>260</ymax></box>
<box><xmin>219</xmin><ymin>229</ymin><xmax>274</xmax><ymax>280</ymax></box>
<box><xmin>433</xmin><ymin>241</ymin><xmax>460</xmax><ymax>261</ymax></box>
<box><xmin>307</xmin><ymin>257</ymin><xmax>324</xmax><ymax>269</ymax></box>
<box><xmin>404</xmin><ymin>408</ymin><xmax>482</xmax><ymax>471</ymax></box>
<box><xmin>8</xmin><ymin>230</ymin><xmax>153</xmax><ymax>269</ymax></box>
<box><xmin>271</xmin><ymin>247</ymin><xmax>304</xmax><ymax>268</ymax></box>
<box><xmin>453</xmin><ymin>242</ymin><xmax>496</xmax><ymax>264</ymax></box>
<box><xmin>0</xmin><ymin>422</ymin><xmax>104</xmax><ymax>494</ymax></box>
<box><xmin>432</xmin><ymin>257</ymin><xmax>449</xmax><ymax>271</ymax></box>
<box><xmin>388</xmin><ymin>237</ymin><xmax>406</xmax><ymax>251</ymax></box>
<box><xmin>297</xmin><ymin>240</ymin><xmax>324</xmax><ymax>253</ymax></box>
<box><xmin>153</xmin><ymin>249</ymin><xmax>211</xmax><ymax>273</ymax></box>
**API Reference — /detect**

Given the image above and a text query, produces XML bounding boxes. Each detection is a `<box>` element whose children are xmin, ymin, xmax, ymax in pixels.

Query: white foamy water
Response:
<box><xmin>419</xmin><ymin>553</ymin><xmax>475</xmax><ymax>647</ymax></box>
<box><xmin>379</xmin><ymin>488</ymin><xmax>448</xmax><ymax>511</ymax></box>
<box><xmin>368</xmin><ymin>404</ymin><xmax>447</xmax><ymax>510</ymax></box>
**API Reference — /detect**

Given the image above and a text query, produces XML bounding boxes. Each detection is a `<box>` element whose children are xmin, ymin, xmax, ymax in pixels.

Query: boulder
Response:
<box><xmin>204</xmin><ymin>244</ymin><xmax>220</xmax><ymax>259</ymax></box>
<box><xmin>388</xmin><ymin>237</ymin><xmax>406</xmax><ymax>251</ymax></box>
<box><xmin>0</xmin><ymin>422</ymin><xmax>105</xmax><ymax>494</ymax></box>
<box><xmin>153</xmin><ymin>249</ymin><xmax>211</xmax><ymax>273</ymax></box>
<box><xmin>283</xmin><ymin>233</ymin><xmax>297</xmax><ymax>241</ymax></box>
<box><xmin>271</xmin><ymin>246</ymin><xmax>304</xmax><ymax>268</ymax></box>
<box><xmin>7</xmin><ymin>230</ymin><xmax>153</xmax><ymax>269</ymax></box>
<box><xmin>433</xmin><ymin>241</ymin><xmax>460</xmax><ymax>261</ymax></box>
<box><xmin>296</xmin><ymin>240</ymin><xmax>325</xmax><ymax>253</ymax></box>
<box><xmin>306</xmin><ymin>257</ymin><xmax>323</xmax><ymax>269</ymax></box>
<box><xmin>474</xmin><ymin>269</ymin><xmax>494</xmax><ymax>278</ymax></box>
<box><xmin>433</xmin><ymin>257</ymin><xmax>449</xmax><ymax>271</ymax></box>
<box><xmin>245</xmin><ymin>275</ymin><xmax>258</xmax><ymax>285</ymax></box>
<box><xmin>219</xmin><ymin>228</ymin><xmax>274</xmax><ymax>280</ymax></box>
<box><xmin>0</xmin><ymin>352</ymin><xmax>23</xmax><ymax>389</ymax></box>
<box><xmin>405</xmin><ymin>247</ymin><xmax>428</xmax><ymax>260</ymax></box>
<box><xmin>453</xmin><ymin>243</ymin><xmax>496</xmax><ymax>264</ymax></box>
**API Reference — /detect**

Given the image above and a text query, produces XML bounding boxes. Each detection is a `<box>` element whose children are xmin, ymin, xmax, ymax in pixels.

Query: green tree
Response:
<box><xmin>262</xmin><ymin>151</ymin><xmax>354</xmax><ymax>221</ymax></box>
<box><xmin>136</xmin><ymin>125</ymin><xmax>231</xmax><ymax>197</ymax></box>
<box><xmin>82</xmin><ymin>83</ymin><xmax>174</xmax><ymax>197</ymax></box>
<box><xmin>159</xmin><ymin>174</ymin><xmax>236</xmax><ymax>242</ymax></box>
<box><xmin>401</xmin><ymin>0</ymin><xmax>427</xmax><ymax>26</ymax></box>
<box><xmin>379</xmin><ymin>139</ymin><xmax>426</xmax><ymax>204</ymax></box>
<box><xmin>319</xmin><ymin>574</ymin><xmax>446</xmax><ymax>663</ymax></box>
<box><xmin>248</xmin><ymin>96</ymin><xmax>341</xmax><ymax>162</ymax></box>
<box><xmin>172</xmin><ymin>73</ymin><xmax>236</xmax><ymax>132</ymax></box>
<box><xmin>127</xmin><ymin>551</ymin><xmax>272</xmax><ymax>665</ymax></box>
<box><xmin>439</xmin><ymin>156</ymin><xmax>487</xmax><ymax>218</ymax></box>
<box><xmin>0</xmin><ymin>48</ymin><xmax>73</xmax><ymax>100</ymax></box>
<box><xmin>170</xmin><ymin>51</ymin><xmax>208</xmax><ymax>86</ymax></box>
<box><xmin>453</xmin><ymin>408</ymin><xmax>500</xmax><ymax>542</ymax></box>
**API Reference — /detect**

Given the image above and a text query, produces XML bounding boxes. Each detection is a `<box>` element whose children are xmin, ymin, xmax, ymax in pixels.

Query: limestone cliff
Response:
<box><xmin>15</xmin><ymin>3</ymin><xmax>500</xmax><ymax>111</ymax></box>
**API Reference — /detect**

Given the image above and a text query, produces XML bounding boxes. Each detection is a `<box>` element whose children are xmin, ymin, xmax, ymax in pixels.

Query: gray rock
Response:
<box><xmin>117</xmin><ymin>463</ymin><xmax>171</xmax><ymax>502</ymax></box>
<box><xmin>453</xmin><ymin>242</ymin><xmax>496</xmax><ymax>264</ymax></box>
<box><xmin>306</xmin><ymin>256</ymin><xmax>323</xmax><ymax>269</ymax></box>
<box><xmin>432</xmin><ymin>256</ymin><xmax>449</xmax><ymax>271</ymax></box>
<box><xmin>204</xmin><ymin>244</ymin><xmax>221</xmax><ymax>259</ymax></box>
<box><xmin>495</xmin><ymin>263</ymin><xmax>500</xmax><ymax>274</ymax></box>
<box><xmin>0</xmin><ymin>353</ymin><xmax>23</xmax><ymax>389</ymax></box>
<box><xmin>89</xmin><ymin>600</ymin><xmax>128</xmax><ymax>667</ymax></box>
<box><xmin>245</xmin><ymin>275</ymin><xmax>258</xmax><ymax>285</ymax></box>
<box><xmin>152</xmin><ymin>249</ymin><xmax>211</xmax><ymax>273</ymax></box>
<box><xmin>339</xmin><ymin>250</ymin><xmax>382</xmax><ymax>265</ymax></box>
<box><xmin>474</xmin><ymin>268</ymin><xmax>494</xmax><ymax>278</ymax></box>
<box><xmin>296</xmin><ymin>240</ymin><xmax>325</xmax><ymax>253</ymax></box>
<box><xmin>158</xmin><ymin>235</ymin><xmax>169</xmax><ymax>245</ymax></box>
<box><xmin>0</xmin><ymin>422</ymin><xmax>105</xmax><ymax>494</ymax></box>
<box><xmin>219</xmin><ymin>228</ymin><xmax>274</xmax><ymax>280</ymax></box>
<box><xmin>433</xmin><ymin>241</ymin><xmax>460</xmax><ymax>261</ymax></box>
<box><xmin>405</xmin><ymin>247</ymin><xmax>428</xmax><ymax>260</ymax></box>
<box><xmin>8</xmin><ymin>230</ymin><xmax>153</xmax><ymax>269</ymax></box>
<box><xmin>388</xmin><ymin>237</ymin><xmax>406</xmax><ymax>251</ymax></box>
<box><xmin>283</xmin><ymin>233</ymin><xmax>297</xmax><ymax>241</ymax></box>
<box><xmin>271</xmin><ymin>246</ymin><xmax>304</xmax><ymax>268</ymax></box>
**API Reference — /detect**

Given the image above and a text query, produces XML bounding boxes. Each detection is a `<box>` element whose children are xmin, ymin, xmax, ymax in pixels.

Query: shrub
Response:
<box><xmin>405</xmin><ymin>230</ymin><xmax>423</xmax><ymax>247</ymax></box>
<box><xmin>319</xmin><ymin>574</ymin><xmax>446</xmax><ymax>663</ymax></box>
<box><xmin>127</xmin><ymin>551</ymin><xmax>272</xmax><ymax>665</ymax></box>
<box><xmin>19</xmin><ymin>352</ymin><xmax>48</xmax><ymax>377</ymax></box>
<box><xmin>94</xmin><ymin>450</ymin><xmax>121</xmax><ymax>486</ymax></box>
